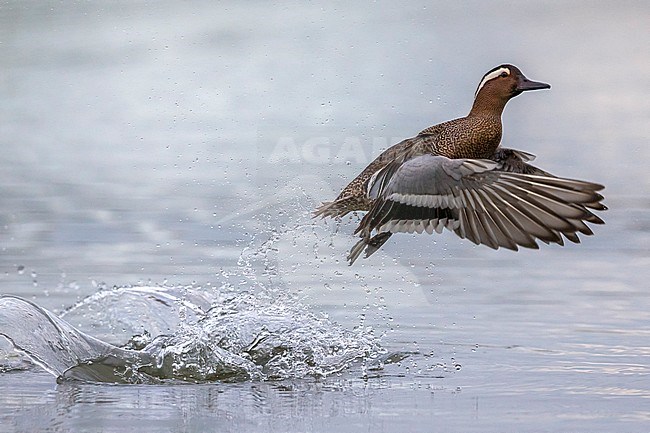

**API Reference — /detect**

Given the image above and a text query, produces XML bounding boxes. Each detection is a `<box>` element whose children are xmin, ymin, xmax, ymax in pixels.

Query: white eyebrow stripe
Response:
<box><xmin>475</xmin><ymin>67</ymin><xmax>510</xmax><ymax>97</ymax></box>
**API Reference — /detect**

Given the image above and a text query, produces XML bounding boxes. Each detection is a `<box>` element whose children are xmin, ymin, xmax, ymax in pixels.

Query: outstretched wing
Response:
<box><xmin>357</xmin><ymin>154</ymin><xmax>605</xmax><ymax>250</ymax></box>
<box><xmin>491</xmin><ymin>147</ymin><xmax>553</xmax><ymax>176</ymax></box>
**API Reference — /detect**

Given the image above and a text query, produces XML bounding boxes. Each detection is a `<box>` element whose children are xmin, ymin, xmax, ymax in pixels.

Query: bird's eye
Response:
<box><xmin>500</xmin><ymin>72</ymin><xmax>508</xmax><ymax>78</ymax></box>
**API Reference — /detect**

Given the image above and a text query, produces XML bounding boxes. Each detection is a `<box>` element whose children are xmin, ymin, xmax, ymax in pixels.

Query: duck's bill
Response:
<box><xmin>517</xmin><ymin>78</ymin><xmax>551</xmax><ymax>92</ymax></box>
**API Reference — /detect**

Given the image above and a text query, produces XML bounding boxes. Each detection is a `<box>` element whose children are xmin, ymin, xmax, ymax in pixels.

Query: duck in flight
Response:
<box><xmin>314</xmin><ymin>64</ymin><xmax>606</xmax><ymax>265</ymax></box>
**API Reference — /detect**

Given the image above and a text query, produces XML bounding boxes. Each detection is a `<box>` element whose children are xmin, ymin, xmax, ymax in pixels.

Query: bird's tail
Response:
<box><xmin>312</xmin><ymin>201</ymin><xmax>340</xmax><ymax>219</ymax></box>
<box><xmin>313</xmin><ymin>195</ymin><xmax>370</xmax><ymax>219</ymax></box>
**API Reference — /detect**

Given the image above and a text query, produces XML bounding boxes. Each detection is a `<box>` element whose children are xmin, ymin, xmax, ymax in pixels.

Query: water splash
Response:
<box><xmin>0</xmin><ymin>283</ymin><xmax>385</xmax><ymax>384</ymax></box>
<box><xmin>0</xmin><ymin>206</ymin><xmax>402</xmax><ymax>384</ymax></box>
<box><xmin>59</xmin><ymin>284</ymin><xmax>219</xmax><ymax>345</ymax></box>
<box><xmin>0</xmin><ymin>295</ymin><xmax>150</xmax><ymax>380</ymax></box>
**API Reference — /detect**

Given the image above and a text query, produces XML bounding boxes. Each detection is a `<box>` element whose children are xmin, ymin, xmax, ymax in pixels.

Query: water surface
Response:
<box><xmin>1</xmin><ymin>1</ymin><xmax>649</xmax><ymax>432</ymax></box>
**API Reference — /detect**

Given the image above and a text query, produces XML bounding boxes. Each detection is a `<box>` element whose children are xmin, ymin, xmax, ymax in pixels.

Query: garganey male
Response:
<box><xmin>314</xmin><ymin>64</ymin><xmax>606</xmax><ymax>264</ymax></box>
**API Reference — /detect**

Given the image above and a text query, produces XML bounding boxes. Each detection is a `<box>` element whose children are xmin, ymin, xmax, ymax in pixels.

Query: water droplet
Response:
<box><xmin>17</xmin><ymin>265</ymin><xmax>25</xmax><ymax>274</ymax></box>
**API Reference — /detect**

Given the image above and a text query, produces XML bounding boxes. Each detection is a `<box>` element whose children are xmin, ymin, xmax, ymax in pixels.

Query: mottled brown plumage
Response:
<box><xmin>314</xmin><ymin>65</ymin><xmax>527</xmax><ymax>219</ymax></box>
<box><xmin>314</xmin><ymin>64</ymin><xmax>606</xmax><ymax>264</ymax></box>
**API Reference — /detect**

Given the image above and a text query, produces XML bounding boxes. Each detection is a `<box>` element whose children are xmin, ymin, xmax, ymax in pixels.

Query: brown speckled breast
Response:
<box><xmin>418</xmin><ymin>115</ymin><xmax>502</xmax><ymax>159</ymax></box>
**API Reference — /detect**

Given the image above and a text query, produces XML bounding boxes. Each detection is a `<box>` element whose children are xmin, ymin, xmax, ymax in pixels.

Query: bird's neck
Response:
<box><xmin>468</xmin><ymin>92</ymin><xmax>511</xmax><ymax>117</ymax></box>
